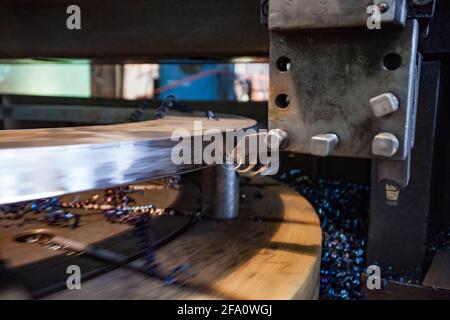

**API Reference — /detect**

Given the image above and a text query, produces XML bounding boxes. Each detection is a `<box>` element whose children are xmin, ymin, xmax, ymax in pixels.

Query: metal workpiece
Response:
<box><xmin>370</xmin><ymin>93</ymin><xmax>400</xmax><ymax>117</ymax></box>
<box><xmin>269</xmin><ymin>20</ymin><xmax>419</xmax><ymax>161</ymax></box>
<box><xmin>268</xmin><ymin>0</ymin><xmax>407</xmax><ymax>31</ymax></box>
<box><xmin>372</xmin><ymin>133</ymin><xmax>400</xmax><ymax>157</ymax></box>
<box><xmin>310</xmin><ymin>134</ymin><xmax>340</xmax><ymax>157</ymax></box>
<box><xmin>201</xmin><ymin>164</ymin><xmax>239</xmax><ymax>220</ymax></box>
<box><xmin>0</xmin><ymin>114</ymin><xmax>256</xmax><ymax>205</ymax></box>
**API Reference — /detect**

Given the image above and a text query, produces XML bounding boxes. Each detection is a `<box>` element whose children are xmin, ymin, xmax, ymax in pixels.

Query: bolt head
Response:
<box><xmin>370</xmin><ymin>93</ymin><xmax>399</xmax><ymax>117</ymax></box>
<box><xmin>372</xmin><ymin>133</ymin><xmax>399</xmax><ymax>157</ymax></box>
<box><xmin>266</xmin><ymin>129</ymin><xmax>289</xmax><ymax>150</ymax></box>
<box><xmin>310</xmin><ymin>134</ymin><xmax>339</xmax><ymax>157</ymax></box>
<box><xmin>378</xmin><ymin>2</ymin><xmax>390</xmax><ymax>13</ymax></box>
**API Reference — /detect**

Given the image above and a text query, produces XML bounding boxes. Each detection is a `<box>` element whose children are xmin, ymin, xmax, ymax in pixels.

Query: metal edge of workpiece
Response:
<box><xmin>0</xmin><ymin>115</ymin><xmax>256</xmax><ymax>204</ymax></box>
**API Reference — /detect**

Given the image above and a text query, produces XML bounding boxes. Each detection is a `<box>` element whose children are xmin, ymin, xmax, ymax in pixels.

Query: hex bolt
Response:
<box><xmin>266</xmin><ymin>129</ymin><xmax>289</xmax><ymax>150</ymax></box>
<box><xmin>310</xmin><ymin>133</ymin><xmax>339</xmax><ymax>157</ymax></box>
<box><xmin>378</xmin><ymin>2</ymin><xmax>390</xmax><ymax>13</ymax></box>
<box><xmin>372</xmin><ymin>133</ymin><xmax>399</xmax><ymax>157</ymax></box>
<box><xmin>370</xmin><ymin>93</ymin><xmax>399</xmax><ymax>117</ymax></box>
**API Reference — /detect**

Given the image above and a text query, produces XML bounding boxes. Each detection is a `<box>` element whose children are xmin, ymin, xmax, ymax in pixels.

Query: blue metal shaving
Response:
<box><xmin>277</xmin><ymin>169</ymin><xmax>370</xmax><ymax>300</ymax></box>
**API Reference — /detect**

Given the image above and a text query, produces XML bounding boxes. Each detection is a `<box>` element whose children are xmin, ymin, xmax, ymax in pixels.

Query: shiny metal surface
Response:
<box><xmin>201</xmin><ymin>164</ymin><xmax>239</xmax><ymax>220</ymax></box>
<box><xmin>310</xmin><ymin>133</ymin><xmax>340</xmax><ymax>157</ymax></box>
<box><xmin>0</xmin><ymin>114</ymin><xmax>256</xmax><ymax>204</ymax></box>
<box><xmin>370</xmin><ymin>93</ymin><xmax>400</xmax><ymax>118</ymax></box>
<box><xmin>372</xmin><ymin>132</ymin><xmax>400</xmax><ymax>157</ymax></box>
<box><xmin>269</xmin><ymin>20</ymin><xmax>419</xmax><ymax>160</ymax></box>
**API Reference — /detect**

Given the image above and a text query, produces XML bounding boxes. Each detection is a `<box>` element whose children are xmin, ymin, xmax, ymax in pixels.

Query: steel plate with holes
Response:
<box><xmin>269</xmin><ymin>20</ymin><xmax>419</xmax><ymax>160</ymax></box>
<box><xmin>0</xmin><ymin>113</ymin><xmax>256</xmax><ymax>204</ymax></box>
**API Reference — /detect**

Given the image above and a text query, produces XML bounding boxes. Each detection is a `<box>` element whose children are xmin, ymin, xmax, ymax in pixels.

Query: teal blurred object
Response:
<box><xmin>0</xmin><ymin>62</ymin><xmax>90</xmax><ymax>97</ymax></box>
<box><xmin>159</xmin><ymin>64</ymin><xmax>235</xmax><ymax>100</ymax></box>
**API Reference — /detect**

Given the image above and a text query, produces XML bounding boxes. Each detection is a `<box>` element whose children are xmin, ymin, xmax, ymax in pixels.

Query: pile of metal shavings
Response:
<box><xmin>0</xmin><ymin>198</ymin><xmax>79</xmax><ymax>229</ymax></box>
<box><xmin>0</xmin><ymin>178</ymin><xmax>191</xmax><ymax>284</ymax></box>
<box><xmin>0</xmin><ymin>178</ymin><xmax>180</xmax><ymax>229</ymax></box>
<box><xmin>128</xmin><ymin>95</ymin><xmax>192</xmax><ymax>122</ymax></box>
<box><xmin>276</xmin><ymin>169</ymin><xmax>370</xmax><ymax>300</ymax></box>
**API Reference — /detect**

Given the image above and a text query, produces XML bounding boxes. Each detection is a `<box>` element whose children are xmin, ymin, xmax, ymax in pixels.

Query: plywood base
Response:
<box><xmin>46</xmin><ymin>177</ymin><xmax>322</xmax><ymax>300</ymax></box>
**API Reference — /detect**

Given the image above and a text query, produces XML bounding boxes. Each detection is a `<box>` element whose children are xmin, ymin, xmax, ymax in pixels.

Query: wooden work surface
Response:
<box><xmin>45</xmin><ymin>178</ymin><xmax>322</xmax><ymax>300</ymax></box>
<box><xmin>0</xmin><ymin>181</ymin><xmax>194</xmax><ymax>299</ymax></box>
<box><xmin>0</xmin><ymin>182</ymin><xmax>182</xmax><ymax>268</ymax></box>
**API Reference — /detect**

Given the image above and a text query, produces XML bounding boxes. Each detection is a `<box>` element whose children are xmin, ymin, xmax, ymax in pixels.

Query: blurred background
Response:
<box><xmin>0</xmin><ymin>61</ymin><xmax>269</xmax><ymax>102</ymax></box>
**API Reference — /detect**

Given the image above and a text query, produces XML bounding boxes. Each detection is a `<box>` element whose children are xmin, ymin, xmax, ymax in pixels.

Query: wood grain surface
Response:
<box><xmin>45</xmin><ymin>178</ymin><xmax>322</xmax><ymax>300</ymax></box>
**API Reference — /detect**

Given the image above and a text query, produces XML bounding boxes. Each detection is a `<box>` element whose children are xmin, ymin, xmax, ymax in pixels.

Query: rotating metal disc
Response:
<box><xmin>0</xmin><ymin>113</ymin><xmax>256</xmax><ymax>204</ymax></box>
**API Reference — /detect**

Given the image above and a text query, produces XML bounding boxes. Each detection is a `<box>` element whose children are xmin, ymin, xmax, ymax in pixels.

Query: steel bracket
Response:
<box><xmin>268</xmin><ymin>0</ymin><xmax>420</xmax><ymax>187</ymax></box>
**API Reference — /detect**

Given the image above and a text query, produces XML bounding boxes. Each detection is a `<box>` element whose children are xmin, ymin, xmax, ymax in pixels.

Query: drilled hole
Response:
<box><xmin>383</xmin><ymin>53</ymin><xmax>402</xmax><ymax>71</ymax></box>
<box><xmin>14</xmin><ymin>230</ymin><xmax>54</xmax><ymax>244</ymax></box>
<box><xmin>275</xmin><ymin>94</ymin><xmax>290</xmax><ymax>109</ymax></box>
<box><xmin>276</xmin><ymin>57</ymin><xmax>291</xmax><ymax>72</ymax></box>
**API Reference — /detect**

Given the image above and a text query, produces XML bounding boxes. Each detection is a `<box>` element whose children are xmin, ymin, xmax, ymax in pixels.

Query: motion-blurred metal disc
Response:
<box><xmin>0</xmin><ymin>113</ymin><xmax>256</xmax><ymax>204</ymax></box>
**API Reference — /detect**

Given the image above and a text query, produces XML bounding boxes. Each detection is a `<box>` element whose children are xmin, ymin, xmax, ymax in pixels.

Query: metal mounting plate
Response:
<box><xmin>269</xmin><ymin>20</ymin><xmax>419</xmax><ymax>160</ymax></box>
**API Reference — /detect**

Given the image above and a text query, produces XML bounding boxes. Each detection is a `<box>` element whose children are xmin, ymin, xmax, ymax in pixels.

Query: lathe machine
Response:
<box><xmin>0</xmin><ymin>0</ymin><xmax>449</xmax><ymax>300</ymax></box>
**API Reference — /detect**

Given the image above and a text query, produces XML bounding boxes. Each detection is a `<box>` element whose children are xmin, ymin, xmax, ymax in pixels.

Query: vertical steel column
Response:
<box><xmin>368</xmin><ymin>62</ymin><xmax>441</xmax><ymax>274</ymax></box>
<box><xmin>201</xmin><ymin>164</ymin><xmax>239</xmax><ymax>220</ymax></box>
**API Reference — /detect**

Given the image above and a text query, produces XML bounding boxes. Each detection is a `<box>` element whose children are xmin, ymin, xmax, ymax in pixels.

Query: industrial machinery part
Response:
<box><xmin>372</xmin><ymin>133</ymin><xmax>401</xmax><ymax>157</ymax></box>
<box><xmin>269</xmin><ymin>0</ymin><xmax>408</xmax><ymax>30</ymax></box>
<box><xmin>310</xmin><ymin>134</ymin><xmax>340</xmax><ymax>157</ymax></box>
<box><xmin>201</xmin><ymin>164</ymin><xmax>240</xmax><ymax>220</ymax></box>
<box><xmin>0</xmin><ymin>114</ymin><xmax>256</xmax><ymax>204</ymax></box>
<box><xmin>266</xmin><ymin>128</ymin><xmax>289</xmax><ymax>150</ymax></box>
<box><xmin>3</xmin><ymin>178</ymin><xmax>322</xmax><ymax>300</ymax></box>
<box><xmin>231</xmin><ymin>129</ymin><xmax>289</xmax><ymax>177</ymax></box>
<box><xmin>368</xmin><ymin>61</ymin><xmax>441</xmax><ymax>276</ymax></box>
<box><xmin>268</xmin><ymin>0</ymin><xmax>420</xmax><ymax>188</ymax></box>
<box><xmin>370</xmin><ymin>93</ymin><xmax>400</xmax><ymax>118</ymax></box>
